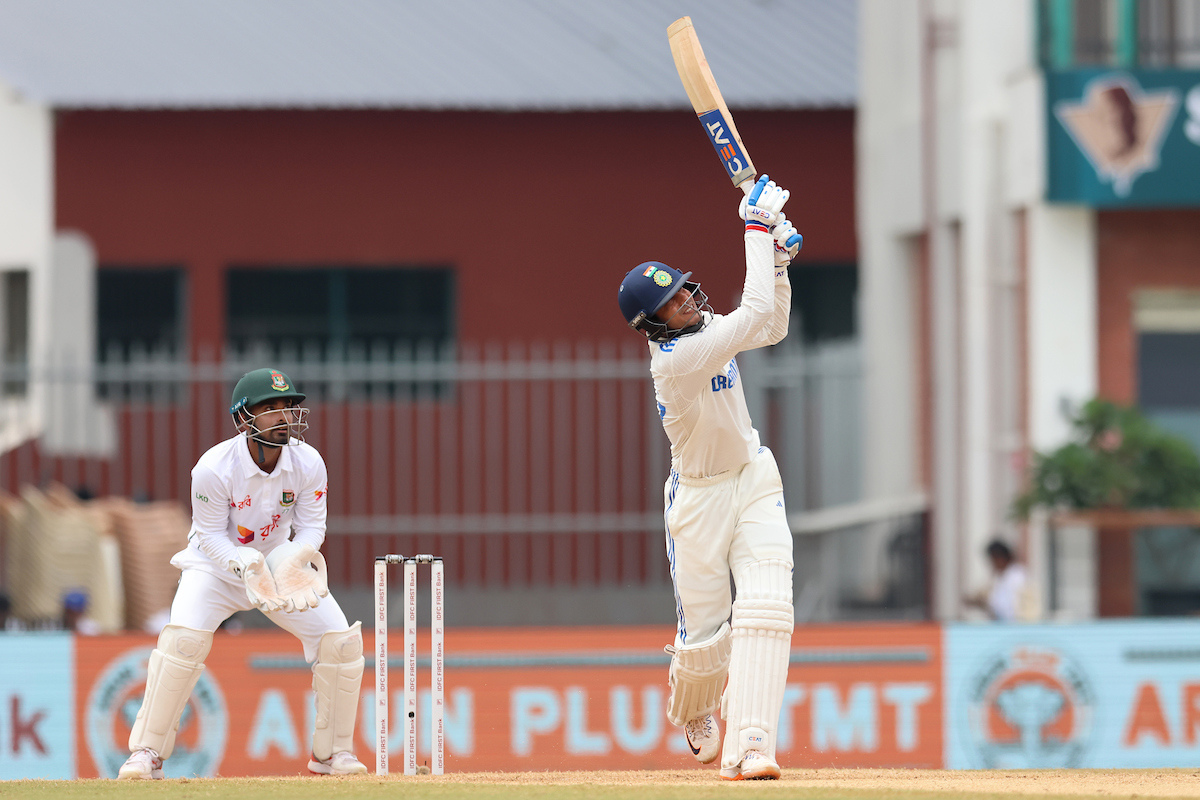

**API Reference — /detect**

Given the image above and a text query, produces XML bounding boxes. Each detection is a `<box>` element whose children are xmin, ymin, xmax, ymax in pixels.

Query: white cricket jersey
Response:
<box><xmin>173</xmin><ymin>433</ymin><xmax>329</xmax><ymax>577</ymax></box>
<box><xmin>650</xmin><ymin>230</ymin><xmax>791</xmax><ymax>479</ymax></box>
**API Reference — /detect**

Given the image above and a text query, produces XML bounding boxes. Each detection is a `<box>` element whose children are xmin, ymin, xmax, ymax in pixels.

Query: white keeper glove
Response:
<box><xmin>231</xmin><ymin>547</ymin><xmax>286</xmax><ymax>613</ymax></box>
<box><xmin>738</xmin><ymin>174</ymin><xmax>790</xmax><ymax>233</ymax></box>
<box><xmin>265</xmin><ymin>541</ymin><xmax>329</xmax><ymax>613</ymax></box>
<box><xmin>770</xmin><ymin>213</ymin><xmax>803</xmax><ymax>266</ymax></box>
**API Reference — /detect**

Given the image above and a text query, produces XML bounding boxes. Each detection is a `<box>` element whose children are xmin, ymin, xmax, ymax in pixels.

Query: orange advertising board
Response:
<box><xmin>74</xmin><ymin>623</ymin><xmax>943</xmax><ymax>777</ymax></box>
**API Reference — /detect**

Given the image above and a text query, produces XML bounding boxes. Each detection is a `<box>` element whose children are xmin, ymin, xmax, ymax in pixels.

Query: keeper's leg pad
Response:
<box><xmin>665</xmin><ymin>621</ymin><xmax>732</xmax><ymax>727</ymax></box>
<box><xmin>311</xmin><ymin>621</ymin><xmax>364</xmax><ymax>760</ymax></box>
<box><xmin>129</xmin><ymin>624</ymin><xmax>213</xmax><ymax>759</ymax></box>
<box><xmin>721</xmin><ymin>559</ymin><xmax>793</xmax><ymax>770</ymax></box>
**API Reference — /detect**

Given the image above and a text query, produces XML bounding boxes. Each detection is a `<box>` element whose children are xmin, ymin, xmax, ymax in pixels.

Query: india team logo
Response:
<box><xmin>961</xmin><ymin>644</ymin><xmax>1094</xmax><ymax>768</ymax></box>
<box><xmin>653</xmin><ymin>271</ymin><xmax>673</xmax><ymax>287</ymax></box>
<box><xmin>86</xmin><ymin>648</ymin><xmax>228</xmax><ymax>778</ymax></box>
<box><xmin>270</xmin><ymin>371</ymin><xmax>290</xmax><ymax>391</ymax></box>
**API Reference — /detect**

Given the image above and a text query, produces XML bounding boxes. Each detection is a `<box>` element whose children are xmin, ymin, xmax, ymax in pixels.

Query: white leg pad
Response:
<box><xmin>129</xmin><ymin>625</ymin><xmax>213</xmax><ymax>759</ymax></box>
<box><xmin>721</xmin><ymin>559</ymin><xmax>793</xmax><ymax>770</ymax></box>
<box><xmin>311</xmin><ymin>621</ymin><xmax>364</xmax><ymax>760</ymax></box>
<box><xmin>665</xmin><ymin>621</ymin><xmax>732</xmax><ymax>727</ymax></box>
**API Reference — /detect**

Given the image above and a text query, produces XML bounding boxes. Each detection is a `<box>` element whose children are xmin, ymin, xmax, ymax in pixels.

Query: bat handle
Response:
<box><xmin>737</xmin><ymin>177</ymin><xmax>756</xmax><ymax>196</ymax></box>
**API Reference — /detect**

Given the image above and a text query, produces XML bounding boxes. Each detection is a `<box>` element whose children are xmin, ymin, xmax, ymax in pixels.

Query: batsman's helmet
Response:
<box><xmin>618</xmin><ymin>261</ymin><xmax>709</xmax><ymax>342</ymax></box>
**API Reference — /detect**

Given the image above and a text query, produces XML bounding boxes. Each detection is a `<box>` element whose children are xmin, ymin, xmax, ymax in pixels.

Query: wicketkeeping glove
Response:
<box><xmin>739</xmin><ymin>174</ymin><xmax>790</xmax><ymax>234</ymax></box>
<box><xmin>231</xmin><ymin>547</ymin><xmax>286</xmax><ymax>613</ymax></box>
<box><xmin>771</xmin><ymin>214</ymin><xmax>803</xmax><ymax>266</ymax></box>
<box><xmin>265</xmin><ymin>541</ymin><xmax>329</xmax><ymax>613</ymax></box>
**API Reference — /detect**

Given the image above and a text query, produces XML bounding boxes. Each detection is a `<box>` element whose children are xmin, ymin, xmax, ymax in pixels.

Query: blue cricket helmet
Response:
<box><xmin>617</xmin><ymin>261</ymin><xmax>709</xmax><ymax>342</ymax></box>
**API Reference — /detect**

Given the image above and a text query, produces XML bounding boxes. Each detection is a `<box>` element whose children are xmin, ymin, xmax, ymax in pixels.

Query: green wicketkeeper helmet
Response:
<box><xmin>229</xmin><ymin>368</ymin><xmax>306</xmax><ymax>417</ymax></box>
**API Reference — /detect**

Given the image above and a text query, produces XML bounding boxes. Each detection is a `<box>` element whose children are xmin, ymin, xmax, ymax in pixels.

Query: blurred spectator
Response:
<box><xmin>964</xmin><ymin>539</ymin><xmax>1039</xmax><ymax>621</ymax></box>
<box><xmin>62</xmin><ymin>590</ymin><xmax>102</xmax><ymax>635</ymax></box>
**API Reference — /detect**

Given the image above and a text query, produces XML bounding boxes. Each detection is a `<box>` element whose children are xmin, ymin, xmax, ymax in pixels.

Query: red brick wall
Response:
<box><xmin>1096</xmin><ymin>209</ymin><xmax>1200</xmax><ymax>404</ymax></box>
<box><xmin>55</xmin><ymin>109</ymin><xmax>856</xmax><ymax>353</ymax></box>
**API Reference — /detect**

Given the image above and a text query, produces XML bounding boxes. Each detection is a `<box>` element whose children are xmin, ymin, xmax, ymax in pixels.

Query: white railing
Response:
<box><xmin>0</xmin><ymin>339</ymin><xmax>928</xmax><ymax>620</ymax></box>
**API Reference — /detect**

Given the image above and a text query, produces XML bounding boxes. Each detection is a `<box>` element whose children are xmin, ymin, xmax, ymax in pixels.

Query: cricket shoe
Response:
<box><xmin>684</xmin><ymin>713</ymin><xmax>720</xmax><ymax>764</ymax></box>
<box><xmin>719</xmin><ymin>750</ymin><xmax>781</xmax><ymax>781</ymax></box>
<box><xmin>308</xmin><ymin>751</ymin><xmax>368</xmax><ymax>775</ymax></box>
<box><xmin>117</xmin><ymin>748</ymin><xmax>164</xmax><ymax>780</ymax></box>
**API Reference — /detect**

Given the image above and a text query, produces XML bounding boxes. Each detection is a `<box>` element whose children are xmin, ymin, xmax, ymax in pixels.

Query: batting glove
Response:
<box><xmin>771</xmin><ymin>214</ymin><xmax>803</xmax><ymax>266</ymax></box>
<box><xmin>739</xmin><ymin>174</ymin><xmax>790</xmax><ymax>234</ymax></box>
<box><xmin>231</xmin><ymin>547</ymin><xmax>286</xmax><ymax>613</ymax></box>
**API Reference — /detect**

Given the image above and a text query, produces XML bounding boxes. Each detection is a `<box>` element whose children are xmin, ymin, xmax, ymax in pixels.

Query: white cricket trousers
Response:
<box><xmin>663</xmin><ymin>446</ymin><xmax>794</xmax><ymax>648</ymax></box>
<box><xmin>169</xmin><ymin>567</ymin><xmax>352</xmax><ymax>663</ymax></box>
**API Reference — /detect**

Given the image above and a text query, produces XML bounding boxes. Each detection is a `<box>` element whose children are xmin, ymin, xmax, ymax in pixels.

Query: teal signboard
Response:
<box><xmin>1047</xmin><ymin>69</ymin><xmax>1200</xmax><ymax>206</ymax></box>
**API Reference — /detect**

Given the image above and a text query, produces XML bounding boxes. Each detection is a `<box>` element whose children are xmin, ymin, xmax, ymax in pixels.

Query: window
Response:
<box><xmin>2</xmin><ymin>270</ymin><xmax>29</xmax><ymax>395</ymax></box>
<box><xmin>1038</xmin><ymin>0</ymin><xmax>1200</xmax><ymax>68</ymax></box>
<box><xmin>96</xmin><ymin>268</ymin><xmax>186</xmax><ymax>359</ymax></box>
<box><xmin>789</xmin><ymin>264</ymin><xmax>858</xmax><ymax>344</ymax></box>
<box><xmin>226</xmin><ymin>267</ymin><xmax>455</xmax><ymax>355</ymax></box>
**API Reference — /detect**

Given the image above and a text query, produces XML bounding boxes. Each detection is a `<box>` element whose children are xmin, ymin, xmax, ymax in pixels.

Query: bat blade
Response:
<box><xmin>668</xmin><ymin>16</ymin><xmax>757</xmax><ymax>194</ymax></box>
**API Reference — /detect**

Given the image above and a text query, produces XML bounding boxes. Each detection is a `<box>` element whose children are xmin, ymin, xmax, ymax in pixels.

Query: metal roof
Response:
<box><xmin>0</xmin><ymin>0</ymin><xmax>856</xmax><ymax>110</ymax></box>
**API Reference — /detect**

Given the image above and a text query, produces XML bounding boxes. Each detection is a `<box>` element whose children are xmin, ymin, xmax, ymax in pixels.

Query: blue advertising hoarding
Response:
<box><xmin>945</xmin><ymin>620</ymin><xmax>1200</xmax><ymax>768</ymax></box>
<box><xmin>0</xmin><ymin>633</ymin><xmax>74</xmax><ymax>779</ymax></box>
<box><xmin>1047</xmin><ymin>68</ymin><xmax>1200</xmax><ymax>206</ymax></box>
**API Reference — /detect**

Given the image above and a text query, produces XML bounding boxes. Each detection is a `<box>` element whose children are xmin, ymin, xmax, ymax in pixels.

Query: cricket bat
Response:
<box><xmin>667</xmin><ymin>16</ymin><xmax>757</xmax><ymax>194</ymax></box>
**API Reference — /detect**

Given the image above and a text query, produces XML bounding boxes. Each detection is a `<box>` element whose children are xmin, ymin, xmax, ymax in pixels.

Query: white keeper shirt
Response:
<box><xmin>650</xmin><ymin>229</ymin><xmax>792</xmax><ymax>479</ymax></box>
<box><xmin>171</xmin><ymin>433</ymin><xmax>329</xmax><ymax>578</ymax></box>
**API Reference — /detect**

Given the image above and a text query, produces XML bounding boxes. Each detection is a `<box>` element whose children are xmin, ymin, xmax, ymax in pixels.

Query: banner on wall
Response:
<box><xmin>0</xmin><ymin>633</ymin><xmax>74</xmax><ymax>780</ymax></box>
<box><xmin>1047</xmin><ymin>68</ymin><xmax>1200</xmax><ymax>206</ymax></box>
<box><xmin>945</xmin><ymin>620</ymin><xmax>1200</xmax><ymax>769</ymax></box>
<box><xmin>71</xmin><ymin>623</ymin><xmax>945</xmax><ymax>777</ymax></box>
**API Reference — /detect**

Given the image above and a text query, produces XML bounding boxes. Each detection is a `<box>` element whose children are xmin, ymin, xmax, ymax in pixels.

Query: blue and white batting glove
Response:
<box><xmin>739</xmin><ymin>174</ymin><xmax>790</xmax><ymax>234</ymax></box>
<box><xmin>771</xmin><ymin>214</ymin><xmax>803</xmax><ymax>266</ymax></box>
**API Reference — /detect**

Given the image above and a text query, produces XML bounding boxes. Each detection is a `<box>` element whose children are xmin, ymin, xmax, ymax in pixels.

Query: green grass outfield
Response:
<box><xmin>3</xmin><ymin>769</ymin><xmax>1200</xmax><ymax>800</ymax></box>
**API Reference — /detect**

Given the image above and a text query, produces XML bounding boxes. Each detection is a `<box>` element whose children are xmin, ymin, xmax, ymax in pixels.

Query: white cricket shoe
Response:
<box><xmin>308</xmin><ymin>751</ymin><xmax>368</xmax><ymax>775</ymax></box>
<box><xmin>117</xmin><ymin>748</ymin><xmax>164</xmax><ymax>780</ymax></box>
<box><xmin>719</xmin><ymin>750</ymin><xmax>781</xmax><ymax>781</ymax></box>
<box><xmin>684</xmin><ymin>713</ymin><xmax>719</xmax><ymax>764</ymax></box>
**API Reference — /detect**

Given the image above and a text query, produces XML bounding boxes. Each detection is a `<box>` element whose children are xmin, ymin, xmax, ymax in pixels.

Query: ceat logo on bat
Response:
<box><xmin>270</xmin><ymin>371</ymin><xmax>290</xmax><ymax>391</ymax></box>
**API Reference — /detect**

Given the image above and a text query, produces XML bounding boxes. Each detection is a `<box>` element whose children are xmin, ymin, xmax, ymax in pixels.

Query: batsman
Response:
<box><xmin>117</xmin><ymin>368</ymin><xmax>367</xmax><ymax>779</ymax></box>
<box><xmin>617</xmin><ymin>175</ymin><xmax>802</xmax><ymax>780</ymax></box>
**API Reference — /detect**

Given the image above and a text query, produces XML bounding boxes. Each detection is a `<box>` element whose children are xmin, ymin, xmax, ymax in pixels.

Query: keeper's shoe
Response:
<box><xmin>308</xmin><ymin>751</ymin><xmax>368</xmax><ymax>775</ymax></box>
<box><xmin>117</xmin><ymin>748</ymin><xmax>164</xmax><ymax>780</ymax></box>
<box><xmin>684</xmin><ymin>713</ymin><xmax>720</xmax><ymax>764</ymax></box>
<box><xmin>719</xmin><ymin>750</ymin><xmax>781</xmax><ymax>781</ymax></box>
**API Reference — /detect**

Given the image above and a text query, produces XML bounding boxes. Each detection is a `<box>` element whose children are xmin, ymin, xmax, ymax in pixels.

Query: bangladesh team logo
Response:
<box><xmin>281</xmin><ymin>491</ymin><xmax>295</xmax><ymax>507</ymax></box>
<box><xmin>961</xmin><ymin>644</ymin><xmax>1094</xmax><ymax>768</ymax></box>
<box><xmin>86</xmin><ymin>648</ymin><xmax>228</xmax><ymax>778</ymax></box>
<box><xmin>270</xmin><ymin>371</ymin><xmax>290</xmax><ymax>391</ymax></box>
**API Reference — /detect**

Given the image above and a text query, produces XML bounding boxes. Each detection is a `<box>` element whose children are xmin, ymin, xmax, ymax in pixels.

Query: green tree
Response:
<box><xmin>1013</xmin><ymin>399</ymin><xmax>1200</xmax><ymax>520</ymax></box>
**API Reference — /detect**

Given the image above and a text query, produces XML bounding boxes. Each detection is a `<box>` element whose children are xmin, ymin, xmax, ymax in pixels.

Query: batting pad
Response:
<box><xmin>665</xmin><ymin>621</ymin><xmax>732</xmax><ymax>726</ymax></box>
<box><xmin>312</xmin><ymin>621</ymin><xmax>364</xmax><ymax>760</ymax></box>
<box><xmin>721</xmin><ymin>559</ymin><xmax>793</xmax><ymax>769</ymax></box>
<box><xmin>129</xmin><ymin>625</ymin><xmax>213</xmax><ymax>759</ymax></box>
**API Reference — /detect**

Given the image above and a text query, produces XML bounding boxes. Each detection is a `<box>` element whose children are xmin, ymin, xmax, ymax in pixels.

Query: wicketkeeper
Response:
<box><xmin>117</xmin><ymin>368</ymin><xmax>367</xmax><ymax>779</ymax></box>
<box><xmin>617</xmin><ymin>175</ymin><xmax>801</xmax><ymax>780</ymax></box>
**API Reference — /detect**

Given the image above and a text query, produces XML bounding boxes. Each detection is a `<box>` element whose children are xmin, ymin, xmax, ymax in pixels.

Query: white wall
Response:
<box><xmin>859</xmin><ymin>0</ymin><xmax>1098</xmax><ymax>619</ymax></box>
<box><xmin>0</xmin><ymin>79</ymin><xmax>53</xmax><ymax>453</ymax></box>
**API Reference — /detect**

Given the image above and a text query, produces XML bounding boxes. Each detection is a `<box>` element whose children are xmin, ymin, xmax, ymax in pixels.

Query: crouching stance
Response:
<box><xmin>617</xmin><ymin>175</ymin><xmax>802</xmax><ymax>779</ymax></box>
<box><xmin>118</xmin><ymin>368</ymin><xmax>367</xmax><ymax>779</ymax></box>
